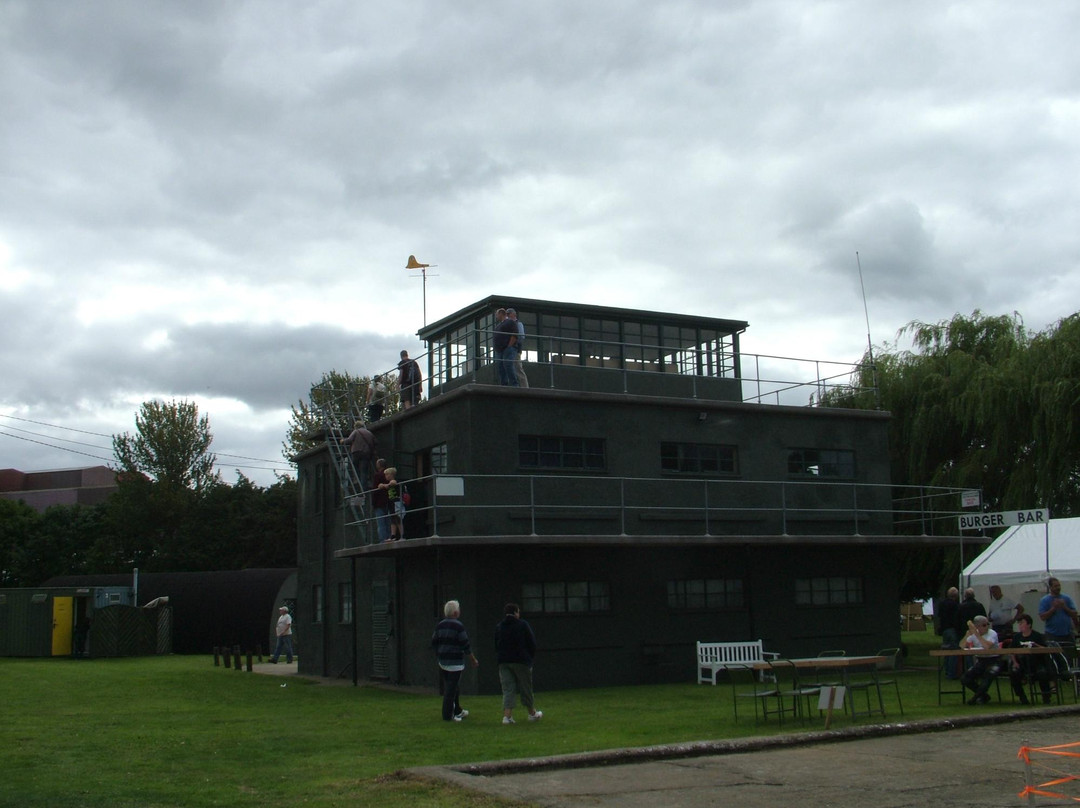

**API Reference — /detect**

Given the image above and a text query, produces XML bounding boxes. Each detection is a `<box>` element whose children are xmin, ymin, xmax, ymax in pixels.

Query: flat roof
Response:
<box><xmin>418</xmin><ymin>295</ymin><xmax>749</xmax><ymax>339</ymax></box>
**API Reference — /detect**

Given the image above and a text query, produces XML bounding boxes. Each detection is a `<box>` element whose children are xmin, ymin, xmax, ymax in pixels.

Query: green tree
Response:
<box><xmin>282</xmin><ymin>370</ymin><xmax>398</xmax><ymax>460</ymax></box>
<box><xmin>0</xmin><ymin>498</ymin><xmax>42</xmax><ymax>587</ymax></box>
<box><xmin>823</xmin><ymin>310</ymin><xmax>1080</xmax><ymax>597</ymax></box>
<box><xmin>113</xmin><ymin>400</ymin><xmax>220</xmax><ymax>492</ymax></box>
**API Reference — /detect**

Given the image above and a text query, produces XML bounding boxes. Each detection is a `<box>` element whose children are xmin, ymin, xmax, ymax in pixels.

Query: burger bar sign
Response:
<box><xmin>958</xmin><ymin>509</ymin><xmax>1050</xmax><ymax>531</ymax></box>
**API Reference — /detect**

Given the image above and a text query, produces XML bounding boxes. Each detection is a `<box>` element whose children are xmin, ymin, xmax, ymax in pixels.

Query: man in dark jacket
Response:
<box><xmin>957</xmin><ymin>587</ymin><xmax>987</xmax><ymax>630</ymax></box>
<box><xmin>431</xmin><ymin>600</ymin><xmax>478</xmax><ymax>721</ymax></box>
<box><xmin>495</xmin><ymin>603</ymin><xmax>542</xmax><ymax>724</ymax></box>
<box><xmin>937</xmin><ymin>587</ymin><xmax>962</xmax><ymax>679</ymax></box>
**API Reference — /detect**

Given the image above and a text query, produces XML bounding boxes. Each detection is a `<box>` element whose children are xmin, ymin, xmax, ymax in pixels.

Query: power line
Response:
<box><xmin>0</xmin><ymin>428</ymin><xmax>114</xmax><ymax>463</ymax></box>
<box><xmin>0</xmin><ymin>428</ymin><xmax>293</xmax><ymax>475</ymax></box>
<box><xmin>0</xmin><ymin>412</ymin><xmax>289</xmax><ymax>465</ymax></box>
<box><xmin>0</xmin><ymin>422</ymin><xmax>113</xmax><ymax>451</ymax></box>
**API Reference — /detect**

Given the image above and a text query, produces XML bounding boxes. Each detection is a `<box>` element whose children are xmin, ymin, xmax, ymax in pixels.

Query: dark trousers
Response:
<box><xmin>941</xmin><ymin>628</ymin><xmax>960</xmax><ymax>678</ymax></box>
<box><xmin>961</xmin><ymin>657</ymin><xmax>1002</xmax><ymax>697</ymax></box>
<box><xmin>1010</xmin><ymin>664</ymin><xmax>1052</xmax><ymax>703</ymax></box>
<box><xmin>440</xmin><ymin>668</ymin><xmax>463</xmax><ymax>721</ymax></box>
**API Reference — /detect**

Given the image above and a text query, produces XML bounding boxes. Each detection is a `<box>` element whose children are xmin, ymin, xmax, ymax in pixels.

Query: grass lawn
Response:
<box><xmin>0</xmin><ymin>630</ymin><xmax>1030</xmax><ymax>808</ymax></box>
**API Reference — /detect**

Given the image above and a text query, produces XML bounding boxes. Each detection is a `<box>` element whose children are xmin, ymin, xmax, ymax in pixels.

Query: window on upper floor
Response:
<box><xmin>430</xmin><ymin>443</ymin><xmax>448</xmax><ymax>475</ymax></box>
<box><xmin>519</xmin><ymin>435</ymin><xmax>606</xmax><ymax>470</ymax></box>
<box><xmin>661</xmin><ymin>442</ymin><xmax>738</xmax><ymax>475</ymax></box>
<box><xmin>795</xmin><ymin>576</ymin><xmax>864</xmax><ymax>606</ymax></box>
<box><xmin>787</xmin><ymin>448</ymin><xmax>855</xmax><ymax>478</ymax></box>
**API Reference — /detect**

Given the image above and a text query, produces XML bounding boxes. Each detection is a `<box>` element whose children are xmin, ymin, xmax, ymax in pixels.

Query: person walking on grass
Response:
<box><xmin>431</xmin><ymin>600</ymin><xmax>479</xmax><ymax>722</ymax></box>
<box><xmin>495</xmin><ymin>603</ymin><xmax>542</xmax><ymax>724</ymax></box>
<box><xmin>269</xmin><ymin>606</ymin><xmax>293</xmax><ymax>664</ymax></box>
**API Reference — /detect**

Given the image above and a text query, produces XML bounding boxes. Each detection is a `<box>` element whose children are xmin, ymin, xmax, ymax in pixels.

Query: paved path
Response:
<box><xmin>414</xmin><ymin>707</ymin><xmax>1080</xmax><ymax>808</ymax></box>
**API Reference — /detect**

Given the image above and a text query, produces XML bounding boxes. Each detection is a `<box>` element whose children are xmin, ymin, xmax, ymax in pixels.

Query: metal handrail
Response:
<box><xmin>343</xmin><ymin>473</ymin><xmax>976</xmax><ymax>548</ymax></box>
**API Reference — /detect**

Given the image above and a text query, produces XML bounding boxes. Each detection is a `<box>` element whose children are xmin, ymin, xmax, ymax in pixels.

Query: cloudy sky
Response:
<box><xmin>2</xmin><ymin>1</ymin><xmax>1078</xmax><ymax>487</ymax></box>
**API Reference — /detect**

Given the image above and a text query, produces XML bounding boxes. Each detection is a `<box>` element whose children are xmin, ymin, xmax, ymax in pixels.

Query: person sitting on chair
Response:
<box><xmin>960</xmin><ymin>615</ymin><xmax>1001</xmax><ymax>705</ymax></box>
<box><xmin>1009</xmin><ymin>614</ymin><xmax>1053</xmax><ymax>705</ymax></box>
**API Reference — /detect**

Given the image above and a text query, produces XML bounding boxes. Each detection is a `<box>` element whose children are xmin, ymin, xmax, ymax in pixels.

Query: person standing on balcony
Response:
<box><xmin>371</xmin><ymin>458</ymin><xmax>390</xmax><ymax>542</ymax></box>
<box><xmin>379</xmin><ymin>466</ymin><xmax>404</xmax><ymax>540</ymax></box>
<box><xmin>493</xmin><ymin>308</ymin><xmax>518</xmax><ymax>386</ymax></box>
<box><xmin>398</xmin><ymin>350</ymin><xmax>422</xmax><ymax>409</ymax></box>
<box><xmin>366</xmin><ymin>374</ymin><xmax>387</xmax><ymax>421</ymax></box>
<box><xmin>507</xmin><ymin>307</ymin><xmax>529</xmax><ymax>388</ymax></box>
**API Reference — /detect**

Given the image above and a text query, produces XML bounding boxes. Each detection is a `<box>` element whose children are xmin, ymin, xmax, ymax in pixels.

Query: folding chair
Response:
<box><xmin>1047</xmin><ymin>642</ymin><xmax>1079</xmax><ymax>703</ymax></box>
<box><xmin>732</xmin><ymin>663</ymin><xmax>784</xmax><ymax>724</ymax></box>
<box><xmin>846</xmin><ymin>663</ymin><xmax>886</xmax><ymax>719</ymax></box>
<box><xmin>806</xmin><ymin>650</ymin><xmax>846</xmax><ymax>689</ymax></box>
<box><xmin>769</xmin><ymin>659</ymin><xmax>821</xmax><ymax>724</ymax></box>
<box><xmin>874</xmin><ymin>647</ymin><xmax>905</xmax><ymax>716</ymax></box>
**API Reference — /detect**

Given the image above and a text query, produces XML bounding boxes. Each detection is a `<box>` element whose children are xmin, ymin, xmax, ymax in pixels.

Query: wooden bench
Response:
<box><xmin>696</xmin><ymin>640</ymin><xmax>779</xmax><ymax>685</ymax></box>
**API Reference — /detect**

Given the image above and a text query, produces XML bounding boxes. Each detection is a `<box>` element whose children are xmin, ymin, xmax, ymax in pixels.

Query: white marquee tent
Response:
<box><xmin>962</xmin><ymin>516</ymin><xmax>1080</xmax><ymax>630</ymax></box>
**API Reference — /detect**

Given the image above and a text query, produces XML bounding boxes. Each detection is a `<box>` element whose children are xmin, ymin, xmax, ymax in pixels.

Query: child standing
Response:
<box><xmin>379</xmin><ymin>467</ymin><xmax>404</xmax><ymax>541</ymax></box>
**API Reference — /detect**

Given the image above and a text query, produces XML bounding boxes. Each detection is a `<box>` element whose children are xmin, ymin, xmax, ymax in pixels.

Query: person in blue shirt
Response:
<box><xmin>1038</xmin><ymin>577</ymin><xmax>1078</xmax><ymax>644</ymax></box>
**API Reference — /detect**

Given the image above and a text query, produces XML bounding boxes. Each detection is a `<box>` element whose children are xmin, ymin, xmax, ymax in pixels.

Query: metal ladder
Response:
<box><xmin>315</xmin><ymin>385</ymin><xmax>371</xmax><ymax>544</ymax></box>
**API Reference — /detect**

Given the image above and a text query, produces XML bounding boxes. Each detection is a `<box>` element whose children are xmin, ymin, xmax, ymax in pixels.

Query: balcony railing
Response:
<box><xmin>342</xmin><ymin>473</ymin><xmax>974</xmax><ymax>548</ymax></box>
<box><xmin>357</xmin><ymin>341</ymin><xmax>873</xmax><ymax>409</ymax></box>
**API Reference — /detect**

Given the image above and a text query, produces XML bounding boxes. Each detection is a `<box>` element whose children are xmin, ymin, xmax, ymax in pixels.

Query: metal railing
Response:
<box><xmin>361</xmin><ymin>339</ymin><xmax>872</xmax><ymax>409</ymax></box>
<box><xmin>343</xmin><ymin>473</ymin><xmax>974</xmax><ymax>548</ymax></box>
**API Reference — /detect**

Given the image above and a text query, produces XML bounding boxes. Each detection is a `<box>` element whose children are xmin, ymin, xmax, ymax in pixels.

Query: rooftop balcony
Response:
<box><xmin>412</xmin><ymin>295</ymin><xmax>873</xmax><ymax>406</ymax></box>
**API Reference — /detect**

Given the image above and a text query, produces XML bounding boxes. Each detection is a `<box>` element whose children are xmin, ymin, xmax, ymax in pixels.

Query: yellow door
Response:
<box><xmin>52</xmin><ymin>596</ymin><xmax>73</xmax><ymax>656</ymax></box>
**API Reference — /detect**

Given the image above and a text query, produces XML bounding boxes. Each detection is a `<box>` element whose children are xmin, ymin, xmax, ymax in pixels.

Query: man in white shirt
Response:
<box><xmin>987</xmin><ymin>584</ymin><xmax>1022</xmax><ymax>642</ymax></box>
<box><xmin>270</xmin><ymin>606</ymin><xmax>294</xmax><ymax>664</ymax></box>
<box><xmin>960</xmin><ymin>615</ymin><xmax>1001</xmax><ymax>705</ymax></box>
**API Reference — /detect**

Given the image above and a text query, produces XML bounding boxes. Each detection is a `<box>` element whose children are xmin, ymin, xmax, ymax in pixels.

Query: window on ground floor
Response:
<box><xmin>667</xmin><ymin>578</ymin><xmax>744</xmax><ymax>609</ymax></box>
<box><xmin>795</xmin><ymin>576</ymin><xmax>864</xmax><ymax>606</ymax></box>
<box><xmin>522</xmin><ymin>581</ymin><xmax>610</xmax><ymax>614</ymax></box>
<box><xmin>338</xmin><ymin>582</ymin><xmax>353</xmax><ymax>624</ymax></box>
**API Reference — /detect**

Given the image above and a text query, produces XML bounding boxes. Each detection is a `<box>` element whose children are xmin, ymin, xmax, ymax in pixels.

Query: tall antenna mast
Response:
<box><xmin>405</xmin><ymin>255</ymin><xmax>439</xmax><ymax>326</ymax></box>
<box><xmin>855</xmin><ymin>251</ymin><xmax>881</xmax><ymax>408</ymax></box>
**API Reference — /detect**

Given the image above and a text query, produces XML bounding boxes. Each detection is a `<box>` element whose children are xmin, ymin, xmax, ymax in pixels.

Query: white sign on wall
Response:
<box><xmin>958</xmin><ymin>509</ymin><xmax>1050</xmax><ymax>531</ymax></box>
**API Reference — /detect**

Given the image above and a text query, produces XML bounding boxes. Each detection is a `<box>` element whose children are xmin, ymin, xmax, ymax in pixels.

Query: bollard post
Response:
<box><xmin>246</xmin><ymin>650</ymin><xmax>253</xmax><ymax>672</ymax></box>
<box><xmin>233</xmin><ymin>645</ymin><xmax>242</xmax><ymax>671</ymax></box>
<box><xmin>222</xmin><ymin>647</ymin><xmax>232</xmax><ymax>669</ymax></box>
<box><xmin>213</xmin><ymin>646</ymin><xmax>220</xmax><ymax>667</ymax></box>
<box><xmin>1022</xmin><ymin>739</ymin><xmax>1035</xmax><ymax>807</ymax></box>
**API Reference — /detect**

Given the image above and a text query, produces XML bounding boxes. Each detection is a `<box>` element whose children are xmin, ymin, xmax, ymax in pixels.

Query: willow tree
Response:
<box><xmin>823</xmin><ymin>311</ymin><xmax>1080</xmax><ymax>597</ymax></box>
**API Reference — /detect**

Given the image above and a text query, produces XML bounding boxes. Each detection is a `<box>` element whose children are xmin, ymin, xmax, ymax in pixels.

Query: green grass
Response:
<box><xmin>0</xmin><ymin>631</ymin><xmax>1021</xmax><ymax>808</ymax></box>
